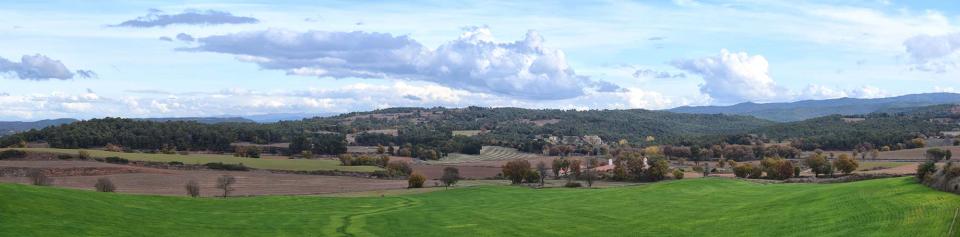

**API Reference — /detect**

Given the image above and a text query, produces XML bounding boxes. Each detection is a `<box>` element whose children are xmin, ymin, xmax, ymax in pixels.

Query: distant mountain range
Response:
<box><xmin>667</xmin><ymin>93</ymin><xmax>960</xmax><ymax>122</ymax></box>
<box><xmin>0</xmin><ymin>118</ymin><xmax>78</xmax><ymax>136</ymax></box>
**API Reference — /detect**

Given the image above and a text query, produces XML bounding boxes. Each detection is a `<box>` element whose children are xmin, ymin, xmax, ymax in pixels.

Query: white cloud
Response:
<box><xmin>671</xmin><ymin>49</ymin><xmax>780</xmax><ymax>103</ymax></box>
<box><xmin>111</xmin><ymin>9</ymin><xmax>259</xmax><ymax>28</ymax></box>
<box><xmin>0</xmin><ymin>54</ymin><xmax>95</xmax><ymax>80</ymax></box>
<box><xmin>188</xmin><ymin>27</ymin><xmax>620</xmax><ymax>100</ymax></box>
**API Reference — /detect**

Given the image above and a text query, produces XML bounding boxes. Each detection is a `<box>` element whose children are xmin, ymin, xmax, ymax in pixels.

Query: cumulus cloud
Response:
<box><xmin>671</xmin><ymin>49</ymin><xmax>780</xmax><ymax>103</ymax></box>
<box><xmin>794</xmin><ymin>84</ymin><xmax>889</xmax><ymax>100</ymax></box>
<box><xmin>632</xmin><ymin>68</ymin><xmax>685</xmax><ymax>79</ymax></box>
<box><xmin>903</xmin><ymin>32</ymin><xmax>960</xmax><ymax>73</ymax></box>
<box><xmin>187</xmin><ymin>27</ymin><xmax>620</xmax><ymax>100</ymax></box>
<box><xmin>112</xmin><ymin>9</ymin><xmax>259</xmax><ymax>28</ymax></box>
<box><xmin>0</xmin><ymin>54</ymin><xmax>95</xmax><ymax>80</ymax></box>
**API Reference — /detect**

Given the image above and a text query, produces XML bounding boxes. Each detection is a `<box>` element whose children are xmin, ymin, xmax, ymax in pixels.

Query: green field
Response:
<box><xmin>3</xmin><ymin>148</ymin><xmax>380</xmax><ymax>172</ymax></box>
<box><xmin>1</xmin><ymin>177</ymin><xmax>958</xmax><ymax>236</ymax></box>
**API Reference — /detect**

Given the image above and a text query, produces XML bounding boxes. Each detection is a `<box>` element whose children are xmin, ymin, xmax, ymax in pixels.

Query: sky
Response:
<box><xmin>1</xmin><ymin>0</ymin><xmax>959</xmax><ymax>120</ymax></box>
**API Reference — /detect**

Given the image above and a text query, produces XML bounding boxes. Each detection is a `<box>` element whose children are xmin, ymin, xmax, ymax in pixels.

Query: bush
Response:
<box><xmin>644</xmin><ymin>159</ymin><xmax>669</xmax><ymax>181</ymax></box>
<box><xmin>95</xmin><ymin>178</ymin><xmax>116</xmax><ymax>192</ymax></box>
<box><xmin>27</xmin><ymin>169</ymin><xmax>52</xmax><ymax>186</ymax></box>
<box><xmin>917</xmin><ymin>161</ymin><xmax>937</xmax><ymax>181</ymax></box>
<box><xmin>408</xmin><ymin>173</ymin><xmax>426</xmax><ymax>188</ymax></box>
<box><xmin>57</xmin><ymin>154</ymin><xmax>73</xmax><ymax>160</ymax></box>
<box><xmin>204</xmin><ymin>162</ymin><xmax>249</xmax><ymax>171</ymax></box>
<box><xmin>78</xmin><ymin>150</ymin><xmax>91</xmax><ymax>160</ymax></box>
<box><xmin>168</xmin><ymin>161</ymin><xmax>184</xmax><ymax>166</ymax></box>
<box><xmin>105</xmin><ymin>143</ymin><xmax>123</xmax><ymax>152</ymax></box>
<box><xmin>502</xmin><ymin>159</ymin><xmax>532</xmax><ymax>184</ymax></box>
<box><xmin>386</xmin><ymin>161</ymin><xmax>412</xmax><ymax>177</ymax></box>
<box><xmin>524</xmin><ymin>170</ymin><xmax>540</xmax><ymax>183</ymax></box>
<box><xmin>185</xmin><ymin>180</ymin><xmax>200</xmax><ymax>197</ymax></box>
<box><xmin>733</xmin><ymin>164</ymin><xmax>753</xmax><ymax>178</ymax></box>
<box><xmin>104</xmin><ymin>156</ymin><xmax>129</xmax><ymax>164</ymax></box>
<box><xmin>794</xmin><ymin>166</ymin><xmax>801</xmax><ymax>177</ymax></box>
<box><xmin>0</xmin><ymin>150</ymin><xmax>26</xmax><ymax>160</ymax></box>
<box><xmin>564</xmin><ymin>182</ymin><xmax>583</xmax><ymax>188</ymax></box>
<box><xmin>834</xmin><ymin>154</ymin><xmax>859</xmax><ymax>175</ymax></box>
<box><xmin>673</xmin><ymin>169</ymin><xmax>684</xmax><ymax>179</ymax></box>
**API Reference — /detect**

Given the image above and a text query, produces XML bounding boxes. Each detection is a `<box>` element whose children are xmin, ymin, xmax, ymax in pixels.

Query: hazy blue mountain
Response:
<box><xmin>667</xmin><ymin>93</ymin><xmax>960</xmax><ymax>122</ymax></box>
<box><xmin>0</xmin><ymin>118</ymin><xmax>78</xmax><ymax>136</ymax></box>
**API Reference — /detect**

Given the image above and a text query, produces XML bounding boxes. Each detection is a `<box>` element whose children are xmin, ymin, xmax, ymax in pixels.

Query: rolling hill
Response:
<box><xmin>668</xmin><ymin>93</ymin><xmax>960</xmax><ymax>122</ymax></box>
<box><xmin>0</xmin><ymin>118</ymin><xmax>77</xmax><ymax>136</ymax></box>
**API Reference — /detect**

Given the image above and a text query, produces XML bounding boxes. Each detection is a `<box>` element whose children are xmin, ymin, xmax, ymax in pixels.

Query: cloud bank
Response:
<box><xmin>0</xmin><ymin>54</ymin><xmax>95</xmax><ymax>80</ymax></box>
<box><xmin>112</xmin><ymin>9</ymin><xmax>259</xmax><ymax>28</ymax></box>
<box><xmin>188</xmin><ymin>27</ymin><xmax>620</xmax><ymax>100</ymax></box>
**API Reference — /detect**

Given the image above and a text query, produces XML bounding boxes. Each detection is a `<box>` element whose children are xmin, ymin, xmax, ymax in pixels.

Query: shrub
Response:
<box><xmin>105</xmin><ymin>143</ymin><xmax>123</xmax><ymax>152</ymax></box>
<box><xmin>78</xmin><ymin>150</ymin><xmax>91</xmax><ymax>160</ymax></box>
<box><xmin>185</xmin><ymin>180</ymin><xmax>200</xmax><ymax>197</ymax></box>
<box><xmin>564</xmin><ymin>182</ymin><xmax>582</xmax><ymax>188</ymax></box>
<box><xmin>733</xmin><ymin>164</ymin><xmax>754</xmax><ymax>178</ymax></box>
<box><xmin>645</xmin><ymin>159</ymin><xmax>669</xmax><ymax>181</ymax></box>
<box><xmin>407</xmin><ymin>173</ymin><xmax>426</xmax><ymax>188</ymax></box>
<box><xmin>216</xmin><ymin>175</ymin><xmax>236</xmax><ymax>198</ymax></box>
<box><xmin>57</xmin><ymin>154</ymin><xmax>73</xmax><ymax>160</ymax></box>
<box><xmin>204</xmin><ymin>162</ymin><xmax>249</xmax><ymax>171</ymax></box>
<box><xmin>917</xmin><ymin>161</ymin><xmax>937</xmax><ymax>181</ymax></box>
<box><xmin>524</xmin><ymin>170</ymin><xmax>540</xmax><ymax>183</ymax></box>
<box><xmin>0</xmin><ymin>150</ymin><xmax>27</xmax><ymax>160</ymax></box>
<box><xmin>834</xmin><ymin>154</ymin><xmax>859</xmax><ymax>175</ymax></box>
<box><xmin>27</xmin><ymin>169</ymin><xmax>52</xmax><ymax>186</ymax></box>
<box><xmin>440</xmin><ymin>167</ymin><xmax>460</xmax><ymax>187</ymax></box>
<box><xmin>386</xmin><ymin>161</ymin><xmax>412</xmax><ymax>177</ymax></box>
<box><xmin>794</xmin><ymin>166</ymin><xmax>801</xmax><ymax>177</ymax></box>
<box><xmin>673</xmin><ymin>169</ymin><xmax>684</xmax><ymax>179</ymax></box>
<box><xmin>95</xmin><ymin>178</ymin><xmax>115</xmax><ymax>192</ymax></box>
<box><xmin>502</xmin><ymin>159</ymin><xmax>532</xmax><ymax>184</ymax></box>
<box><xmin>104</xmin><ymin>156</ymin><xmax>129</xmax><ymax>164</ymax></box>
<box><xmin>748</xmin><ymin>166</ymin><xmax>763</xmax><ymax>179</ymax></box>
<box><xmin>168</xmin><ymin>161</ymin><xmax>184</xmax><ymax>166</ymax></box>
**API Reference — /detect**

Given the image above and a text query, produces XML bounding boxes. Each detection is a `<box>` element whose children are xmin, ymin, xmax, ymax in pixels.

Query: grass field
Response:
<box><xmin>2</xmin><ymin>148</ymin><xmax>380</xmax><ymax>172</ymax></box>
<box><xmin>433</xmin><ymin>146</ymin><xmax>539</xmax><ymax>164</ymax></box>
<box><xmin>1</xmin><ymin>177</ymin><xmax>958</xmax><ymax>236</ymax></box>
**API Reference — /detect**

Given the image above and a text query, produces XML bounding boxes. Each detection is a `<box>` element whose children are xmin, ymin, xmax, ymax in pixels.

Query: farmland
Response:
<box><xmin>1</xmin><ymin>148</ymin><xmax>380</xmax><ymax>172</ymax></box>
<box><xmin>1</xmin><ymin>177</ymin><xmax>957</xmax><ymax>236</ymax></box>
<box><xmin>431</xmin><ymin>146</ymin><xmax>540</xmax><ymax>164</ymax></box>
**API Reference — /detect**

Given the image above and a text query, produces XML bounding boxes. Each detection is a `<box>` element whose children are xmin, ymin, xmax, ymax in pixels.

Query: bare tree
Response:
<box><xmin>185</xmin><ymin>180</ymin><xmax>201</xmax><ymax>197</ymax></box>
<box><xmin>536</xmin><ymin>161</ymin><xmax>548</xmax><ymax>187</ymax></box>
<box><xmin>216</xmin><ymin>175</ymin><xmax>236</xmax><ymax>198</ymax></box>
<box><xmin>583</xmin><ymin>158</ymin><xmax>598</xmax><ymax>188</ymax></box>
<box><xmin>440</xmin><ymin>167</ymin><xmax>460</xmax><ymax>188</ymax></box>
<box><xmin>27</xmin><ymin>169</ymin><xmax>52</xmax><ymax>186</ymax></box>
<box><xmin>95</xmin><ymin>178</ymin><xmax>115</xmax><ymax>192</ymax></box>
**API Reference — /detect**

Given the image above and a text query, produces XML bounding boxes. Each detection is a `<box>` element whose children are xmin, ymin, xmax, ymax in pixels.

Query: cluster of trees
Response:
<box><xmin>337</xmin><ymin>154</ymin><xmax>390</xmax><ymax>167</ymax></box>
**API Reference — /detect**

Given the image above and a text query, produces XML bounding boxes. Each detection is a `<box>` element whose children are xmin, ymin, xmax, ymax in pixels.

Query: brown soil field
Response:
<box><xmin>873</xmin><ymin>146</ymin><xmax>960</xmax><ymax>160</ymax></box>
<box><xmin>0</xmin><ymin>160</ymin><xmax>407</xmax><ymax>197</ymax></box>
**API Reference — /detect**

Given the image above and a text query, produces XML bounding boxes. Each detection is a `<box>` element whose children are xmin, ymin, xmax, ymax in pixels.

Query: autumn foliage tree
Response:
<box><xmin>502</xmin><ymin>159</ymin><xmax>532</xmax><ymax>184</ymax></box>
<box><xmin>834</xmin><ymin>154</ymin><xmax>859</xmax><ymax>175</ymax></box>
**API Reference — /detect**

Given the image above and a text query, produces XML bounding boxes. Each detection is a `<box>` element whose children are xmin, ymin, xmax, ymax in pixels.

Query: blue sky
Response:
<box><xmin>1</xmin><ymin>0</ymin><xmax>958</xmax><ymax>120</ymax></box>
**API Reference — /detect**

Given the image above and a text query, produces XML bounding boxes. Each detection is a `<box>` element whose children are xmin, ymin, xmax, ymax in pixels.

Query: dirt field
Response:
<box><xmin>0</xmin><ymin>160</ymin><xmax>407</xmax><ymax>197</ymax></box>
<box><xmin>872</xmin><ymin>146</ymin><xmax>960</xmax><ymax>161</ymax></box>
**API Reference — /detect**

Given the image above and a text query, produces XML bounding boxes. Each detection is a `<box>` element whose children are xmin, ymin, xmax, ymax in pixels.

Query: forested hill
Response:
<box><xmin>0</xmin><ymin>107</ymin><xmax>773</xmax><ymax>152</ymax></box>
<box><xmin>668</xmin><ymin>93</ymin><xmax>960</xmax><ymax>122</ymax></box>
